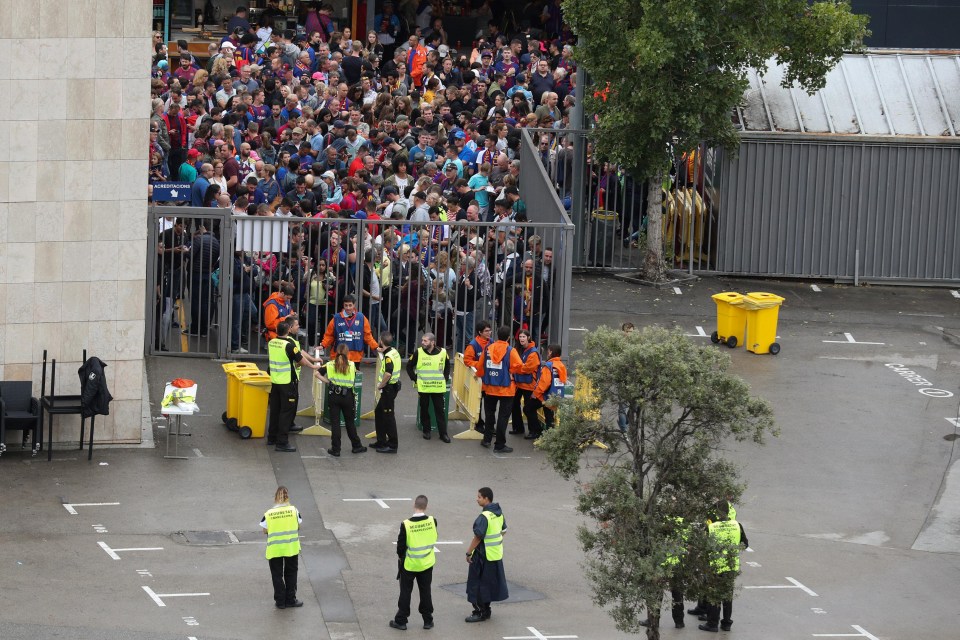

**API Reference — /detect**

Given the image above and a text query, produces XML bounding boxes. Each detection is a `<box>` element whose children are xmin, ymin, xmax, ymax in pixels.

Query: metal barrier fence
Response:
<box><xmin>146</xmin><ymin>206</ymin><xmax>574</xmax><ymax>360</ymax></box>
<box><xmin>527</xmin><ymin>128</ymin><xmax>719</xmax><ymax>274</ymax></box>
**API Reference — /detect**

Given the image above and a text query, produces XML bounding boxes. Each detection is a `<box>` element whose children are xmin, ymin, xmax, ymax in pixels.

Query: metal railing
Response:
<box><xmin>146</xmin><ymin>206</ymin><xmax>574</xmax><ymax>360</ymax></box>
<box><xmin>525</xmin><ymin>128</ymin><xmax>720</xmax><ymax>274</ymax></box>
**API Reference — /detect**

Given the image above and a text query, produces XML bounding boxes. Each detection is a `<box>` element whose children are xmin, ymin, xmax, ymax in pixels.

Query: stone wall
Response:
<box><xmin>0</xmin><ymin>0</ymin><xmax>151</xmax><ymax>444</ymax></box>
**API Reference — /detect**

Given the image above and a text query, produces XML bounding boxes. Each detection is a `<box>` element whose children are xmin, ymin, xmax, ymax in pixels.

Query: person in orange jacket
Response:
<box><xmin>462</xmin><ymin>321</ymin><xmax>492</xmax><ymax>434</ymax></box>
<box><xmin>405</xmin><ymin>34</ymin><xmax>428</xmax><ymax>89</ymax></box>
<box><xmin>321</xmin><ymin>294</ymin><xmax>379</xmax><ymax>363</ymax></box>
<box><xmin>526</xmin><ymin>343</ymin><xmax>567</xmax><ymax>438</ymax></box>
<box><xmin>475</xmin><ymin>325</ymin><xmax>524</xmax><ymax>453</ymax></box>
<box><xmin>510</xmin><ymin>329</ymin><xmax>541</xmax><ymax>438</ymax></box>
<box><xmin>263</xmin><ymin>283</ymin><xmax>296</xmax><ymax>341</ymax></box>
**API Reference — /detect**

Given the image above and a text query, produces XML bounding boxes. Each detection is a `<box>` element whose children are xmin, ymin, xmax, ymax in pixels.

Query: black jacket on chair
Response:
<box><xmin>78</xmin><ymin>358</ymin><xmax>113</xmax><ymax>418</ymax></box>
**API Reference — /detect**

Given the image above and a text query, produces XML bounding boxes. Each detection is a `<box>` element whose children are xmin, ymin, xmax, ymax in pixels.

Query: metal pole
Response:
<box><xmin>570</xmin><ymin>62</ymin><xmax>588</xmax><ymax>268</ymax></box>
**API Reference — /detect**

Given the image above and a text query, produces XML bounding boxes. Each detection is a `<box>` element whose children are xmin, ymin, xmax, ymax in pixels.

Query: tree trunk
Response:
<box><xmin>643</xmin><ymin>174</ymin><xmax>666</xmax><ymax>282</ymax></box>
<box><xmin>646</xmin><ymin>608</ymin><xmax>662</xmax><ymax>640</ymax></box>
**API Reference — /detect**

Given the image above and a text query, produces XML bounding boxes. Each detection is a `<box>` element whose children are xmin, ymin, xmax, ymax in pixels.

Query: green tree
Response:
<box><xmin>563</xmin><ymin>0</ymin><xmax>869</xmax><ymax>280</ymax></box>
<box><xmin>538</xmin><ymin>326</ymin><xmax>777</xmax><ymax>638</ymax></box>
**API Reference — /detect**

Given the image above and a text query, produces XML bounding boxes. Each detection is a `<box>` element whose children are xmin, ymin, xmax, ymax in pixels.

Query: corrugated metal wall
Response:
<box><xmin>715</xmin><ymin>139</ymin><xmax>960</xmax><ymax>282</ymax></box>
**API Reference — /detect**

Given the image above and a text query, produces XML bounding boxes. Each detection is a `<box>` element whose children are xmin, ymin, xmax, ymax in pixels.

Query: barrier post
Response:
<box><xmin>450</xmin><ymin>355</ymin><xmax>484</xmax><ymax>440</ymax></box>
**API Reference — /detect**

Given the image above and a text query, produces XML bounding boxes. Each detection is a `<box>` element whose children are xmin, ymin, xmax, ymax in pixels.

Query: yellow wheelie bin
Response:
<box><xmin>743</xmin><ymin>292</ymin><xmax>785</xmax><ymax>355</ymax></box>
<box><xmin>221</xmin><ymin>362</ymin><xmax>259</xmax><ymax>430</ymax></box>
<box><xmin>711</xmin><ymin>292</ymin><xmax>746</xmax><ymax>348</ymax></box>
<box><xmin>235</xmin><ymin>371</ymin><xmax>273</xmax><ymax>439</ymax></box>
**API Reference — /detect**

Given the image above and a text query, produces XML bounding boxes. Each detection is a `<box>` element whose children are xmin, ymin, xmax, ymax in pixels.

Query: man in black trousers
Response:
<box><xmin>390</xmin><ymin>495</ymin><xmax>438</xmax><ymax>631</ymax></box>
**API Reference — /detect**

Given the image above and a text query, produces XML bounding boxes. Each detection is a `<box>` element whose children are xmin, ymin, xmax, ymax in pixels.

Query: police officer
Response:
<box><xmin>267</xmin><ymin>317</ymin><xmax>321</xmax><ymax>452</ymax></box>
<box><xmin>260</xmin><ymin>486</ymin><xmax>303</xmax><ymax>609</ymax></box>
<box><xmin>465</xmin><ymin>487</ymin><xmax>508</xmax><ymax>623</ymax></box>
<box><xmin>406</xmin><ymin>332</ymin><xmax>452</xmax><ymax>442</ymax></box>
<box><xmin>699</xmin><ymin>500</ymin><xmax>748</xmax><ymax>633</ymax></box>
<box><xmin>374</xmin><ymin>332</ymin><xmax>402</xmax><ymax>453</ymax></box>
<box><xmin>390</xmin><ymin>494</ymin><xmax>438</xmax><ymax>631</ymax></box>
<box><xmin>316</xmin><ymin>343</ymin><xmax>367</xmax><ymax>457</ymax></box>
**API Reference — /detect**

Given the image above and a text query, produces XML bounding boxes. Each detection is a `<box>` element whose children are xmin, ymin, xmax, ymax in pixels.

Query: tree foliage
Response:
<box><xmin>538</xmin><ymin>326</ymin><xmax>777</xmax><ymax>638</ymax></box>
<box><xmin>562</xmin><ymin>0</ymin><xmax>870</xmax><ymax>279</ymax></box>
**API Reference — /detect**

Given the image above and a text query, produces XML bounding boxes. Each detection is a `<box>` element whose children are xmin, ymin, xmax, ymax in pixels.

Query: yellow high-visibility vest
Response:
<box><xmin>481</xmin><ymin>510</ymin><xmax>504</xmax><ymax>561</ymax></box>
<box><xmin>326</xmin><ymin>360</ymin><xmax>356</xmax><ymax>388</ymax></box>
<box><xmin>415</xmin><ymin>348</ymin><xmax>447</xmax><ymax>393</ymax></box>
<box><xmin>268</xmin><ymin>337</ymin><xmax>300</xmax><ymax>384</ymax></box>
<box><xmin>708</xmin><ymin>519</ymin><xmax>742</xmax><ymax>573</ymax></box>
<box><xmin>402</xmin><ymin>516</ymin><xmax>438</xmax><ymax>571</ymax></box>
<box><xmin>380</xmin><ymin>348</ymin><xmax>402</xmax><ymax>385</ymax></box>
<box><xmin>264</xmin><ymin>504</ymin><xmax>301</xmax><ymax>559</ymax></box>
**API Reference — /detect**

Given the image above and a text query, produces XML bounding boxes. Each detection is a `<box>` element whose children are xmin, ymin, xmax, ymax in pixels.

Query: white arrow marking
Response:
<box><xmin>63</xmin><ymin>502</ymin><xmax>120</xmax><ymax>515</ymax></box>
<box><xmin>812</xmin><ymin>625</ymin><xmax>880</xmax><ymax>640</ymax></box>
<box><xmin>98</xmin><ymin>541</ymin><xmax>164</xmax><ymax>560</ymax></box>
<box><xmin>142</xmin><ymin>586</ymin><xmax>210</xmax><ymax>607</ymax></box>
<box><xmin>744</xmin><ymin>576</ymin><xmax>817</xmax><ymax>596</ymax></box>
<box><xmin>343</xmin><ymin>498</ymin><xmax>412</xmax><ymax>509</ymax></box>
<box><xmin>822</xmin><ymin>333</ymin><xmax>884</xmax><ymax>345</ymax></box>
<box><xmin>811</xmin><ymin>284</ymin><xmax>821</xmax><ymax>292</ymax></box>
<box><xmin>503</xmin><ymin>627</ymin><xmax>579</xmax><ymax>640</ymax></box>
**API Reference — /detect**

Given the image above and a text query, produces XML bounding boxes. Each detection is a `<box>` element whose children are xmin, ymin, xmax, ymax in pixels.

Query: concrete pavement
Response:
<box><xmin>1</xmin><ymin>274</ymin><xmax>959</xmax><ymax>639</ymax></box>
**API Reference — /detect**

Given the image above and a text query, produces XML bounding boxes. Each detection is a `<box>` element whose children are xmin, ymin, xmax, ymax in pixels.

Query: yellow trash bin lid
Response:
<box><xmin>712</xmin><ymin>292</ymin><xmax>745</xmax><ymax>305</ymax></box>
<box><xmin>237</xmin><ymin>371</ymin><xmax>273</xmax><ymax>386</ymax></box>
<box><xmin>743</xmin><ymin>292</ymin><xmax>784</xmax><ymax>309</ymax></box>
<box><xmin>222</xmin><ymin>362</ymin><xmax>258</xmax><ymax>374</ymax></box>
<box><xmin>591</xmin><ymin>210</ymin><xmax>618</xmax><ymax>221</ymax></box>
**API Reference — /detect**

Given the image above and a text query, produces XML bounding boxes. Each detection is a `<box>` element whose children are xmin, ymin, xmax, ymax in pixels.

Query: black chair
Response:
<box><xmin>0</xmin><ymin>381</ymin><xmax>42</xmax><ymax>458</ymax></box>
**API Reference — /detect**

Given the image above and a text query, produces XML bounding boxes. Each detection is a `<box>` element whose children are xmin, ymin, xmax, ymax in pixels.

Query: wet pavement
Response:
<box><xmin>2</xmin><ymin>274</ymin><xmax>959</xmax><ymax>640</ymax></box>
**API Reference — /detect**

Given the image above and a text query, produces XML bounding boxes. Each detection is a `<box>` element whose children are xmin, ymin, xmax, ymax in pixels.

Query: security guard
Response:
<box><xmin>465</xmin><ymin>487</ymin><xmax>508</xmax><ymax>623</ymax></box>
<box><xmin>390</xmin><ymin>495</ymin><xmax>438</xmax><ymax>630</ymax></box>
<box><xmin>267</xmin><ymin>317</ymin><xmax>321</xmax><ymax>452</ymax></box>
<box><xmin>316</xmin><ymin>343</ymin><xmax>366</xmax><ymax>457</ymax></box>
<box><xmin>699</xmin><ymin>500</ymin><xmax>748</xmax><ymax>633</ymax></box>
<box><xmin>510</xmin><ymin>329</ymin><xmax>541</xmax><ymax>437</ymax></box>
<box><xmin>641</xmin><ymin>515</ymin><xmax>689</xmax><ymax>630</ymax></box>
<box><xmin>260</xmin><ymin>486</ymin><xmax>303</xmax><ymax>609</ymax></box>
<box><xmin>374</xmin><ymin>332</ymin><xmax>402</xmax><ymax>453</ymax></box>
<box><xmin>525</xmin><ymin>343</ymin><xmax>568</xmax><ymax>438</ymax></box>
<box><xmin>406</xmin><ymin>332</ymin><xmax>452</xmax><ymax>442</ymax></box>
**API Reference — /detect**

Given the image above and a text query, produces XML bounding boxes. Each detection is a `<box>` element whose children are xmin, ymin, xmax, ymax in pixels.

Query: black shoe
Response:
<box><xmin>698</xmin><ymin>624</ymin><xmax>719</xmax><ymax>633</ymax></box>
<box><xmin>480</xmin><ymin>440</ymin><xmax>491</xmax><ymax>448</ymax></box>
<box><xmin>422</xmin><ymin>431</ymin><xmax>431</xmax><ymax>440</ymax></box>
<box><xmin>373</xmin><ymin>442</ymin><xmax>387</xmax><ymax>450</ymax></box>
<box><xmin>688</xmin><ymin>608</ymin><xmax>706</xmax><ymax>616</ymax></box>
<box><xmin>465</xmin><ymin>613</ymin><xmax>486</xmax><ymax>623</ymax></box>
<box><xmin>677</xmin><ymin>622</ymin><xmax>686</xmax><ymax>629</ymax></box>
<box><xmin>388</xmin><ymin>620</ymin><xmax>407</xmax><ymax>630</ymax></box>
<box><xmin>266</xmin><ymin>439</ymin><xmax>276</xmax><ymax>446</ymax></box>
<box><xmin>275</xmin><ymin>602</ymin><xmax>286</xmax><ymax>609</ymax></box>
<box><xmin>698</xmin><ymin>615</ymin><xmax>708</xmax><ymax>621</ymax></box>
<box><xmin>327</xmin><ymin>448</ymin><xmax>340</xmax><ymax>457</ymax></box>
<box><xmin>351</xmin><ymin>445</ymin><xmax>368</xmax><ymax>453</ymax></box>
<box><xmin>286</xmin><ymin>599</ymin><xmax>303</xmax><ymax>607</ymax></box>
<box><xmin>275</xmin><ymin>443</ymin><xmax>297</xmax><ymax>452</ymax></box>
<box><xmin>720</xmin><ymin>622</ymin><xmax>732</xmax><ymax>631</ymax></box>
<box><xmin>439</xmin><ymin>434</ymin><xmax>451</xmax><ymax>443</ymax></box>
<box><xmin>524</xmin><ymin>433</ymin><xmax>539</xmax><ymax>440</ymax></box>
<box><xmin>377</xmin><ymin>446</ymin><xmax>398</xmax><ymax>454</ymax></box>
<box><xmin>423</xmin><ymin>620</ymin><xmax>434</xmax><ymax>629</ymax></box>
<box><xmin>494</xmin><ymin>446</ymin><xmax>513</xmax><ymax>453</ymax></box>
<box><xmin>288</xmin><ymin>425</ymin><xmax>304</xmax><ymax>433</ymax></box>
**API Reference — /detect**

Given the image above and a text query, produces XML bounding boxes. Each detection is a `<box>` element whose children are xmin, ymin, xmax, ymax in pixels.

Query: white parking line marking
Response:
<box><xmin>192</xmin><ymin>448</ymin><xmax>204</xmax><ymax>457</ymax></box>
<box><xmin>142</xmin><ymin>586</ymin><xmax>211</xmax><ymax>607</ymax></box>
<box><xmin>812</xmin><ymin>625</ymin><xmax>880</xmax><ymax>640</ymax></box>
<box><xmin>673</xmin><ymin>287</ymin><xmax>682</xmax><ymax>295</ymax></box>
<box><xmin>951</xmin><ymin>290</ymin><xmax>960</xmax><ymax>299</ymax></box>
<box><xmin>745</xmin><ymin>561</ymin><xmax>761</xmax><ymax>567</ymax></box>
<box><xmin>63</xmin><ymin>502</ymin><xmax>120</xmax><ymax>515</ymax></box>
<box><xmin>744</xmin><ymin>576</ymin><xmax>818</xmax><ymax>596</ymax></box>
<box><xmin>946</xmin><ymin>418</ymin><xmax>960</xmax><ymax>428</ymax></box>
<box><xmin>685</xmin><ymin>326</ymin><xmax>708</xmax><ymax>338</ymax></box>
<box><xmin>811</xmin><ymin>285</ymin><xmax>821</xmax><ymax>292</ymax></box>
<box><xmin>98</xmin><ymin>541</ymin><xmax>164</xmax><ymax>560</ymax></box>
<box><xmin>503</xmin><ymin>627</ymin><xmax>578</xmax><ymax>640</ymax></box>
<box><xmin>822</xmin><ymin>333</ymin><xmax>884</xmax><ymax>345</ymax></box>
<box><xmin>343</xmin><ymin>498</ymin><xmax>412</xmax><ymax>509</ymax></box>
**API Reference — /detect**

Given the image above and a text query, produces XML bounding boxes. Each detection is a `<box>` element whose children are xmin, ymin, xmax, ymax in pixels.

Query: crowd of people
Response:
<box><xmin>150</xmin><ymin>2</ymin><xmax>575</xmax><ymax>357</ymax></box>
